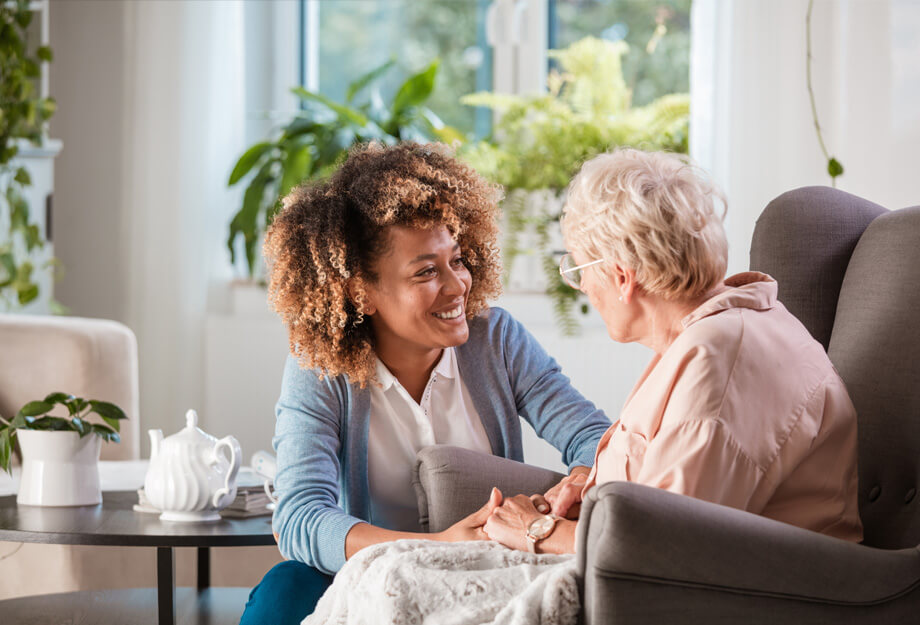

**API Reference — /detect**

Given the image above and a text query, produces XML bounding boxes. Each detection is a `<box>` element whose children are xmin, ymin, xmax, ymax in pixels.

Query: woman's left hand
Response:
<box><xmin>483</xmin><ymin>494</ymin><xmax>544</xmax><ymax>552</ymax></box>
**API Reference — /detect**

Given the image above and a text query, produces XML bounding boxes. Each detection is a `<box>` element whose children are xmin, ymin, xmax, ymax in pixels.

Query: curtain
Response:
<box><xmin>690</xmin><ymin>0</ymin><xmax>920</xmax><ymax>275</ymax></box>
<box><xmin>122</xmin><ymin>1</ymin><xmax>246</xmax><ymax>444</ymax></box>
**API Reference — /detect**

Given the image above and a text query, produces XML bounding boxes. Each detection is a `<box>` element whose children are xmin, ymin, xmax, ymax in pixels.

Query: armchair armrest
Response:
<box><xmin>413</xmin><ymin>445</ymin><xmax>564</xmax><ymax>533</ymax></box>
<box><xmin>577</xmin><ymin>481</ymin><xmax>920</xmax><ymax>625</ymax></box>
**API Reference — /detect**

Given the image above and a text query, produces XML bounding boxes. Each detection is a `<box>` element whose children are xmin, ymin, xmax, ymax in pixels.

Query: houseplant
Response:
<box><xmin>0</xmin><ymin>0</ymin><xmax>57</xmax><ymax>310</ymax></box>
<box><xmin>0</xmin><ymin>393</ymin><xmax>126</xmax><ymax>506</ymax></box>
<box><xmin>227</xmin><ymin>59</ymin><xmax>463</xmax><ymax>280</ymax></box>
<box><xmin>461</xmin><ymin>36</ymin><xmax>689</xmax><ymax>333</ymax></box>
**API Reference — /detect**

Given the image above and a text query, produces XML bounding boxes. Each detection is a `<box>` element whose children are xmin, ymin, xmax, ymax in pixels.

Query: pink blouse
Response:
<box><xmin>582</xmin><ymin>272</ymin><xmax>863</xmax><ymax>542</ymax></box>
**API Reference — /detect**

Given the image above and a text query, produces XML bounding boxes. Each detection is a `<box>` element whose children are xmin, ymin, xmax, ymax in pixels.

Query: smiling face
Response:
<box><xmin>363</xmin><ymin>225</ymin><xmax>472</xmax><ymax>367</ymax></box>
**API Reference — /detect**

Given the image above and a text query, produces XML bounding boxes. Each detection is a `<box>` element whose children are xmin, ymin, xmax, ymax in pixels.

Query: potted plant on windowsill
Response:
<box><xmin>0</xmin><ymin>393</ymin><xmax>126</xmax><ymax>506</ymax></box>
<box><xmin>460</xmin><ymin>36</ymin><xmax>689</xmax><ymax>334</ymax></box>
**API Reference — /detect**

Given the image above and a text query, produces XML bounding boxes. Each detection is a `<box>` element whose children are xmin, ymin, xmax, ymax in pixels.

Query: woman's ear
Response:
<box><xmin>611</xmin><ymin>264</ymin><xmax>638</xmax><ymax>304</ymax></box>
<box><xmin>347</xmin><ymin>278</ymin><xmax>376</xmax><ymax>316</ymax></box>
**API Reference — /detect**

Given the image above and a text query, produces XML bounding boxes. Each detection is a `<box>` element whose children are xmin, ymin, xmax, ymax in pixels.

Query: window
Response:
<box><xmin>302</xmin><ymin>0</ymin><xmax>493</xmax><ymax>137</ymax></box>
<box><xmin>550</xmin><ymin>0</ymin><xmax>692</xmax><ymax>106</ymax></box>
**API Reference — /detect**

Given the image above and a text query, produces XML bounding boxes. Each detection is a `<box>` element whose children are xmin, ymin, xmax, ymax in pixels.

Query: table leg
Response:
<box><xmin>156</xmin><ymin>546</ymin><xmax>176</xmax><ymax>625</ymax></box>
<box><xmin>197</xmin><ymin>546</ymin><xmax>210</xmax><ymax>590</ymax></box>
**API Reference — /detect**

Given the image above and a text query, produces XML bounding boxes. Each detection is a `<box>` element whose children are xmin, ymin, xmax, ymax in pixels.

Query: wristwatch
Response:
<box><xmin>525</xmin><ymin>514</ymin><xmax>560</xmax><ymax>553</ymax></box>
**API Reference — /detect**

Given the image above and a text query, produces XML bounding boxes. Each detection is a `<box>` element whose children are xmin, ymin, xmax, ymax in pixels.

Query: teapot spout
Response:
<box><xmin>148</xmin><ymin>429</ymin><xmax>164</xmax><ymax>460</ymax></box>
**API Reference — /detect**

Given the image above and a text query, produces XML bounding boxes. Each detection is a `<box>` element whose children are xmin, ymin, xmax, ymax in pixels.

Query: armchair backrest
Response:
<box><xmin>0</xmin><ymin>314</ymin><xmax>140</xmax><ymax>460</ymax></box>
<box><xmin>751</xmin><ymin>187</ymin><xmax>920</xmax><ymax>549</ymax></box>
<box><xmin>750</xmin><ymin>186</ymin><xmax>887</xmax><ymax>349</ymax></box>
<box><xmin>827</xmin><ymin>206</ymin><xmax>920</xmax><ymax>549</ymax></box>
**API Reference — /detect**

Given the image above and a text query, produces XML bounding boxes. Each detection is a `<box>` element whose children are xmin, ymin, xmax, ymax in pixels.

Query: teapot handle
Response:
<box><xmin>211</xmin><ymin>435</ymin><xmax>242</xmax><ymax>509</ymax></box>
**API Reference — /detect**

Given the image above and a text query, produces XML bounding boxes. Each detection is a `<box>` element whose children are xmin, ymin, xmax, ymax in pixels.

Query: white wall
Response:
<box><xmin>49</xmin><ymin>0</ymin><xmax>131</xmax><ymax>321</ymax></box>
<box><xmin>692</xmin><ymin>0</ymin><xmax>920</xmax><ymax>276</ymax></box>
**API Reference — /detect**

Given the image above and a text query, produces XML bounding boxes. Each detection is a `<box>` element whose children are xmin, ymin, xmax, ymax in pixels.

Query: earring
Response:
<box><xmin>618</xmin><ymin>295</ymin><xmax>623</xmax><ymax>302</ymax></box>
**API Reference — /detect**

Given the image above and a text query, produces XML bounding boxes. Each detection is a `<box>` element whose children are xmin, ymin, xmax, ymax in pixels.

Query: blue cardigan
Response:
<box><xmin>272</xmin><ymin>307</ymin><xmax>611</xmax><ymax>574</ymax></box>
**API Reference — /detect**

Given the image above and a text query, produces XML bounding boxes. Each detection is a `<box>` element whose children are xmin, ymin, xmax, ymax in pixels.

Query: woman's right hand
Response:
<box><xmin>436</xmin><ymin>487</ymin><xmax>503</xmax><ymax>542</ymax></box>
<box><xmin>535</xmin><ymin>468</ymin><xmax>589</xmax><ymax>519</ymax></box>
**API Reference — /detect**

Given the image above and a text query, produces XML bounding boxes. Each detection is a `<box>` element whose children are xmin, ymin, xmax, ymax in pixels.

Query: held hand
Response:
<box><xmin>537</xmin><ymin>468</ymin><xmax>588</xmax><ymax>519</ymax></box>
<box><xmin>483</xmin><ymin>494</ymin><xmax>543</xmax><ymax>552</ymax></box>
<box><xmin>437</xmin><ymin>487</ymin><xmax>503</xmax><ymax>542</ymax></box>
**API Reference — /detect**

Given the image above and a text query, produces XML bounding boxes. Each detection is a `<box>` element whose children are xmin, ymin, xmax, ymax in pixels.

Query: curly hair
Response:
<box><xmin>264</xmin><ymin>142</ymin><xmax>504</xmax><ymax>387</ymax></box>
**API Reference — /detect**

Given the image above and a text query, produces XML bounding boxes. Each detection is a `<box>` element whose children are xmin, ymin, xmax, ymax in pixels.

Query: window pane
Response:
<box><xmin>550</xmin><ymin>0</ymin><xmax>691</xmax><ymax>106</ymax></box>
<box><xmin>312</xmin><ymin>0</ymin><xmax>491</xmax><ymax>136</ymax></box>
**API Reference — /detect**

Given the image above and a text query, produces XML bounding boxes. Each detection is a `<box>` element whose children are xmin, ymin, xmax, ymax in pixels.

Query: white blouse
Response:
<box><xmin>367</xmin><ymin>347</ymin><xmax>492</xmax><ymax>531</ymax></box>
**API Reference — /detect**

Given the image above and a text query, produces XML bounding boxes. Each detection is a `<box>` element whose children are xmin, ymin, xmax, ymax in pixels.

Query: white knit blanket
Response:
<box><xmin>303</xmin><ymin>540</ymin><xmax>579</xmax><ymax>625</ymax></box>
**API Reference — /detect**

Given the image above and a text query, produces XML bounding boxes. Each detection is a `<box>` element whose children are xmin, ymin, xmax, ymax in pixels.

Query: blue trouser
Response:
<box><xmin>239</xmin><ymin>560</ymin><xmax>334</xmax><ymax>625</ymax></box>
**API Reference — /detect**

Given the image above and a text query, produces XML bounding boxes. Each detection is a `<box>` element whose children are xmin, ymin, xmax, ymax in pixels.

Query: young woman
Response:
<box><xmin>238</xmin><ymin>142</ymin><xmax>611</xmax><ymax>625</ymax></box>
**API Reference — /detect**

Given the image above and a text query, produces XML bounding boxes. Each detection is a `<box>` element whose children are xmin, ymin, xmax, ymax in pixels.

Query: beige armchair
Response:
<box><xmin>0</xmin><ymin>314</ymin><xmax>141</xmax><ymax>460</ymax></box>
<box><xmin>0</xmin><ymin>314</ymin><xmax>281</xmax><ymax>599</ymax></box>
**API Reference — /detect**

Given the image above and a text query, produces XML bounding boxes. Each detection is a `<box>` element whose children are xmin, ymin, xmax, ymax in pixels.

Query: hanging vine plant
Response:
<box><xmin>0</xmin><ymin>0</ymin><xmax>57</xmax><ymax>309</ymax></box>
<box><xmin>806</xmin><ymin>0</ymin><xmax>844</xmax><ymax>187</ymax></box>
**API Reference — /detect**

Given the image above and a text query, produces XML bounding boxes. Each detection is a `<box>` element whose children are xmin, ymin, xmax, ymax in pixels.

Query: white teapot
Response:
<box><xmin>144</xmin><ymin>409</ymin><xmax>241</xmax><ymax>522</ymax></box>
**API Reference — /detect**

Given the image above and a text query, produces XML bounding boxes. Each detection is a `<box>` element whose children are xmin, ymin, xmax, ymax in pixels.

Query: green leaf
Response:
<box><xmin>345</xmin><ymin>59</ymin><xmax>395</xmax><ymax>103</ymax></box>
<box><xmin>101</xmin><ymin>416</ymin><xmax>121</xmax><ymax>432</ymax></box>
<box><xmin>228</xmin><ymin>142</ymin><xmax>273</xmax><ymax>186</ymax></box>
<box><xmin>24</xmin><ymin>224</ymin><xmax>41</xmax><ymax>251</ymax></box>
<box><xmin>88</xmin><ymin>400</ymin><xmax>127</xmax><ymax>433</ymax></box>
<box><xmin>36</xmin><ymin>45</ymin><xmax>53</xmax><ymax>62</ymax></box>
<box><xmin>827</xmin><ymin>157</ymin><xmax>844</xmax><ymax>178</ymax></box>
<box><xmin>390</xmin><ymin>60</ymin><xmax>439</xmax><ymax>123</ymax></box>
<box><xmin>71</xmin><ymin>416</ymin><xmax>91</xmax><ymax>438</ymax></box>
<box><xmin>39</xmin><ymin>97</ymin><xmax>56</xmax><ymax>120</ymax></box>
<box><xmin>66</xmin><ymin>397</ymin><xmax>88</xmax><ymax>416</ymax></box>
<box><xmin>23</xmin><ymin>58</ymin><xmax>40</xmax><ymax>79</ymax></box>
<box><xmin>14</xmin><ymin>167</ymin><xmax>31</xmax><ymax>185</ymax></box>
<box><xmin>43</xmin><ymin>392</ymin><xmax>74</xmax><ymax>405</ymax></box>
<box><xmin>29</xmin><ymin>416</ymin><xmax>73</xmax><ymax>431</ymax></box>
<box><xmin>0</xmin><ymin>252</ymin><xmax>14</xmax><ymax>285</ymax></box>
<box><xmin>0</xmin><ymin>429</ymin><xmax>12</xmax><ymax>475</ymax></box>
<box><xmin>227</xmin><ymin>165</ymin><xmax>274</xmax><ymax>275</ymax></box>
<box><xmin>291</xmin><ymin>87</ymin><xmax>368</xmax><ymax>126</ymax></box>
<box><xmin>279</xmin><ymin>117</ymin><xmax>320</xmax><ymax>142</ymax></box>
<box><xmin>17</xmin><ymin>400</ymin><xmax>53</xmax><ymax>418</ymax></box>
<box><xmin>279</xmin><ymin>144</ymin><xmax>312</xmax><ymax>198</ymax></box>
<box><xmin>92</xmin><ymin>424</ymin><xmax>121</xmax><ymax>444</ymax></box>
<box><xmin>16</xmin><ymin>283</ymin><xmax>39</xmax><ymax>305</ymax></box>
<box><xmin>10</xmin><ymin>414</ymin><xmax>27</xmax><ymax>429</ymax></box>
<box><xmin>88</xmin><ymin>400</ymin><xmax>127</xmax><ymax>421</ymax></box>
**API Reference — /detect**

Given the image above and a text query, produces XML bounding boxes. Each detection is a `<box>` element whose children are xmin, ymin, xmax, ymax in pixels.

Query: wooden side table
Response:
<box><xmin>0</xmin><ymin>491</ymin><xmax>276</xmax><ymax>625</ymax></box>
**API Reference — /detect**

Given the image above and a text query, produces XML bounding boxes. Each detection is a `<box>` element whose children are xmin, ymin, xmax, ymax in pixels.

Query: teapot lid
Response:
<box><xmin>164</xmin><ymin>409</ymin><xmax>215</xmax><ymax>447</ymax></box>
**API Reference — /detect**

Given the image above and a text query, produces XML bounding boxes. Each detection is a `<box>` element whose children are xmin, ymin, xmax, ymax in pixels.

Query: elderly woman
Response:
<box><xmin>238</xmin><ymin>142</ymin><xmax>611</xmax><ymax>625</ymax></box>
<box><xmin>484</xmin><ymin>148</ymin><xmax>863</xmax><ymax>555</ymax></box>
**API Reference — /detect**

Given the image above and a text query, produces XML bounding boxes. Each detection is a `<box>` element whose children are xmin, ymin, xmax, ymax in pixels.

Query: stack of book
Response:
<box><xmin>221</xmin><ymin>483</ymin><xmax>274</xmax><ymax>518</ymax></box>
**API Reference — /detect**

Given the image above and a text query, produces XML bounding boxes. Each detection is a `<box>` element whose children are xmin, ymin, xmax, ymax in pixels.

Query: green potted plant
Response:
<box><xmin>227</xmin><ymin>59</ymin><xmax>464</xmax><ymax>280</ymax></box>
<box><xmin>0</xmin><ymin>0</ymin><xmax>57</xmax><ymax>310</ymax></box>
<box><xmin>0</xmin><ymin>393</ymin><xmax>126</xmax><ymax>506</ymax></box>
<box><xmin>461</xmin><ymin>36</ymin><xmax>689</xmax><ymax>333</ymax></box>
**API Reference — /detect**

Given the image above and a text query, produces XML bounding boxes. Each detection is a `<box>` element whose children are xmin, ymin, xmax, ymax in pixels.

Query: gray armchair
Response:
<box><xmin>413</xmin><ymin>187</ymin><xmax>920</xmax><ymax>623</ymax></box>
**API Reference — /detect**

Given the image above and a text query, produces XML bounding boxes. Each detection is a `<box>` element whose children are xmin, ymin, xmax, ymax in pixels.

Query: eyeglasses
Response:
<box><xmin>558</xmin><ymin>253</ymin><xmax>605</xmax><ymax>290</ymax></box>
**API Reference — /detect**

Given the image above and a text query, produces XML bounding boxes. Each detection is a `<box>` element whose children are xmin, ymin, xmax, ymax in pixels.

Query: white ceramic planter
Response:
<box><xmin>16</xmin><ymin>430</ymin><xmax>102</xmax><ymax>506</ymax></box>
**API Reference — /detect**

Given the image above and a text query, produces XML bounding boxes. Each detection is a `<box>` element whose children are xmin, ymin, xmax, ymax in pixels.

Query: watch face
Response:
<box><xmin>528</xmin><ymin>515</ymin><xmax>556</xmax><ymax>539</ymax></box>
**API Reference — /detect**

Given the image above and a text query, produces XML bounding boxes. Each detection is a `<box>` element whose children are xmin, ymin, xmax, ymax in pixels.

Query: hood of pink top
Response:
<box><xmin>681</xmin><ymin>272</ymin><xmax>778</xmax><ymax>329</ymax></box>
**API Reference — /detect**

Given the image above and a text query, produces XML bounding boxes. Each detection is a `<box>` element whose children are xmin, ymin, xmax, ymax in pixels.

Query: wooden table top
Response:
<box><xmin>0</xmin><ymin>491</ymin><xmax>276</xmax><ymax>548</ymax></box>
